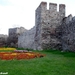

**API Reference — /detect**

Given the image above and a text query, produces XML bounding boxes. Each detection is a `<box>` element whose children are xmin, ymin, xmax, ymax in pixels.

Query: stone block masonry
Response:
<box><xmin>18</xmin><ymin>2</ymin><xmax>66</xmax><ymax>50</ymax></box>
<box><xmin>18</xmin><ymin>26</ymin><xmax>36</xmax><ymax>49</ymax></box>
<box><xmin>62</xmin><ymin>15</ymin><xmax>75</xmax><ymax>52</ymax></box>
<box><xmin>18</xmin><ymin>2</ymin><xmax>75</xmax><ymax>52</ymax></box>
<box><xmin>0</xmin><ymin>34</ymin><xmax>8</xmax><ymax>47</ymax></box>
<box><xmin>34</xmin><ymin>2</ymin><xmax>65</xmax><ymax>50</ymax></box>
<box><xmin>7</xmin><ymin>27</ymin><xmax>26</xmax><ymax>47</ymax></box>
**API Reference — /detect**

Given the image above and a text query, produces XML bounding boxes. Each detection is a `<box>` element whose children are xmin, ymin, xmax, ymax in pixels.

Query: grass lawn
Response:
<box><xmin>0</xmin><ymin>50</ymin><xmax>75</xmax><ymax>75</ymax></box>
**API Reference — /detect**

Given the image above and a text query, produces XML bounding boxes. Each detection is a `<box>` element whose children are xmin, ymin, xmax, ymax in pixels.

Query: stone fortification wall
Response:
<box><xmin>18</xmin><ymin>2</ymin><xmax>75</xmax><ymax>52</ymax></box>
<box><xmin>8</xmin><ymin>27</ymin><xmax>26</xmax><ymax>47</ymax></box>
<box><xmin>18</xmin><ymin>2</ymin><xmax>66</xmax><ymax>50</ymax></box>
<box><xmin>62</xmin><ymin>15</ymin><xmax>75</xmax><ymax>52</ymax></box>
<box><xmin>35</xmin><ymin>2</ymin><xmax>65</xmax><ymax>50</ymax></box>
<box><xmin>18</xmin><ymin>26</ymin><xmax>36</xmax><ymax>49</ymax></box>
<box><xmin>0</xmin><ymin>34</ymin><xmax>8</xmax><ymax>47</ymax></box>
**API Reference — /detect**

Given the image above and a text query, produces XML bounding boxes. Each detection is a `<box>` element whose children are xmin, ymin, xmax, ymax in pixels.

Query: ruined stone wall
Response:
<box><xmin>0</xmin><ymin>34</ymin><xmax>8</xmax><ymax>47</ymax></box>
<box><xmin>35</xmin><ymin>2</ymin><xmax>65</xmax><ymax>50</ymax></box>
<box><xmin>8</xmin><ymin>27</ymin><xmax>26</xmax><ymax>47</ymax></box>
<box><xmin>61</xmin><ymin>15</ymin><xmax>75</xmax><ymax>52</ymax></box>
<box><xmin>18</xmin><ymin>26</ymin><xmax>36</xmax><ymax>49</ymax></box>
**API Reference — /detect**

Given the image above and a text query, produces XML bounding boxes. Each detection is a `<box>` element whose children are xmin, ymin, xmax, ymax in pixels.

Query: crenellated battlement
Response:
<box><xmin>35</xmin><ymin>2</ymin><xmax>66</xmax><ymax>50</ymax></box>
<box><xmin>36</xmin><ymin>2</ymin><xmax>65</xmax><ymax>16</ymax></box>
<box><xmin>59</xmin><ymin>4</ymin><xmax>65</xmax><ymax>17</ymax></box>
<box><xmin>40</xmin><ymin>2</ymin><xmax>47</xmax><ymax>5</ymax></box>
<box><xmin>49</xmin><ymin>3</ymin><xmax>57</xmax><ymax>12</ymax></box>
<box><xmin>36</xmin><ymin>2</ymin><xmax>47</xmax><ymax>11</ymax></box>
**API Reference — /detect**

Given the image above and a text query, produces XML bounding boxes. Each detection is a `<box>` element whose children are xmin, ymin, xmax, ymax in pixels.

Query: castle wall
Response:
<box><xmin>8</xmin><ymin>27</ymin><xmax>26</xmax><ymax>47</ymax></box>
<box><xmin>18</xmin><ymin>1</ymin><xmax>75</xmax><ymax>52</ymax></box>
<box><xmin>61</xmin><ymin>15</ymin><xmax>75</xmax><ymax>52</ymax></box>
<box><xmin>34</xmin><ymin>2</ymin><xmax>44</xmax><ymax>50</ymax></box>
<box><xmin>17</xmin><ymin>2</ymin><xmax>66</xmax><ymax>50</ymax></box>
<box><xmin>0</xmin><ymin>34</ymin><xmax>8</xmax><ymax>47</ymax></box>
<box><xmin>35</xmin><ymin>2</ymin><xmax>65</xmax><ymax>50</ymax></box>
<box><xmin>10</xmin><ymin>2</ymin><xmax>75</xmax><ymax>52</ymax></box>
<box><xmin>18</xmin><ymin>26</ymin><xmax>36</xmax><ymax>49</ymax></box>
<box><xmin>17</xmin><ymin>2</ymin><xmax>75</xmax><ymax>52</ymax></box>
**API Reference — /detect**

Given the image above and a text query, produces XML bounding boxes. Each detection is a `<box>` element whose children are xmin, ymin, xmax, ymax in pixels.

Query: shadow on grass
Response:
<box><xmin>43</xmin><ymin>49</ymin><xmax>75</xmax><ymax>57</ymax></box>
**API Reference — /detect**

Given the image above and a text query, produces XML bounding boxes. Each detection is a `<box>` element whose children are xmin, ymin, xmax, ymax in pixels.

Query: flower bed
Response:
<box><xmin>0</xmin><ymin>52</ymin><xmax>45</xmax><ymax>60</ymax></box>
<box><xmin>0</xmin><ymin>48</ymin><xmax>16</xmax><ymax>50</ymax></box>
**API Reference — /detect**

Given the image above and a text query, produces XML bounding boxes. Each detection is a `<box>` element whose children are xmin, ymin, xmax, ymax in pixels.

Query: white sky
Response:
<box><xmin>0</xmin><ymin>0</ymin><xmax>75</xmax><ymax>35</ymax></box>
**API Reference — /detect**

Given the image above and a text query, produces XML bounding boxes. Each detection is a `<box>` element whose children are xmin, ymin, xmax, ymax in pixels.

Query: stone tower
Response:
<box><xmin>35</xmin><ymin>2</ymin><xmax>65</xmax><ymax>50</ymax></box>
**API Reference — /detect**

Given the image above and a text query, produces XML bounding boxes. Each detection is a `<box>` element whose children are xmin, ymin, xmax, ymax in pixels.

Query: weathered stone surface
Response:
<box><xmin>34</xmin><ymin>2</ymin><xmax>65</xmax><ymax>50</ymax></box>
<box><xmin>0</xmin><ymin>34</ymin><xmax>8</xmax><ymax>47</ymax></box>
<box><xmin>18</xmin><ymin>26</ymin><xmax>36</xmax><ymax>49</ymax></box>
<box><xmin>17</xmin><ymin>2</ymin><xmax>75</xmax><ymax>52</ymax></box>
<box><xmin>62</xmin><ymin>15</ymin><xmax>75</xmax><ymax>52</ymax></box>
<box><xmin>18</xmin><ymin>2</ymin><xmax>65</xmax><ymax>50</ymax></box>
<box><xmin>8</xmin><ymin>27</ymin><xmax>26</xmax><ymax>47</ymax></box>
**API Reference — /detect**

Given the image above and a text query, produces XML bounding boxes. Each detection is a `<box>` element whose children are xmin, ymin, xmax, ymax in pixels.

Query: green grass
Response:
<box><xmin>0</xmin><ymin>50</ymin><xmax>75</xmax><ymax>75</ymax></box>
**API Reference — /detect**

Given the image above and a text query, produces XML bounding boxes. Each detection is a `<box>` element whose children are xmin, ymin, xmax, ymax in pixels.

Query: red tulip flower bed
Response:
<box><xmin>0</xmin><ymin>51</ymin><xmax>45</xmax><ymax>60</ymax></box>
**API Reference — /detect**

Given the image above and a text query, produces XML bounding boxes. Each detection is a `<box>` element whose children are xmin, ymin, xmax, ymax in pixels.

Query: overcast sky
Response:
<box><xmin>0</xmin><ymin>0</ymin><xmax>75</xmax><ymax>35</ymax></box>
